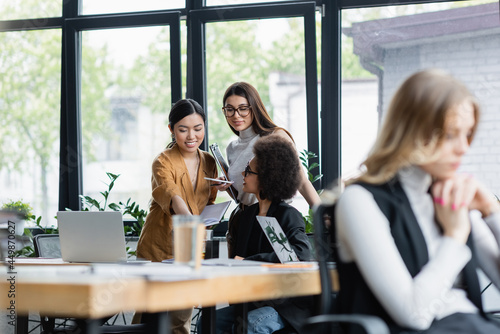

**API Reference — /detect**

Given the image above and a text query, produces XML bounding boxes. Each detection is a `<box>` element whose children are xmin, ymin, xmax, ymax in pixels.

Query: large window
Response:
<box><xmin>81</xmin><ymin>26</ymin><xmax>174</xmax><ymax>212</ymax></box>
<box><xmin>0</xmin><ymin>29</ymin><xmax>61</xmax><ymax>225</ymax></box>
<box><xmin>341</xmin><ymin>0</ymin><xmax>500</xmax><ymax>195</ymax></box>
<box><xmin>205</xmin><ymin>17</ymin><xmax>310</xmax><ymax>210</ymax></box>
<box><xmin>3</xmin><ymin>0</ymin><xmax>497</xmax><ymax>227</ymax></box>
<box><xmin>207</xmin><ymin>0</ymin><xmax>290</xmax><ymax>5</ymax></box>
<box><xmin>82</xmin><ymin>0</ymin><xmax>184</xmax><ymax>15</ymax></box>
<box><xmin>0</xmin><ymin>0</ymin><xmax>61</xmax><ymax>20</ymax></box>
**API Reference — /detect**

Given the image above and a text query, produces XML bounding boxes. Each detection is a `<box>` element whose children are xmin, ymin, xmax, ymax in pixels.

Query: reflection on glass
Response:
<box><xmin>0</xmin><ymin>29</ymin><xmax>61</xmax><ymax>226</ymax></box>
<box><xmin>0</xmin><ymin>0</ymin><xmax>61</xmax><ymax>20</ymax></box>
<box><xmin>205</xmin><ymin>17</ymin><xmax>310</xmax><ymax>212</ymax></box>
<box><xmin>82</xmin><ymin>0</ymin><xmax>184</xmax><ymax>15</ymax></box>
<box><xmin>81</xmin><ymin>26</ymin><xmax>172</xmax><ymax>214</ymax></box>
<box><xmin>341</xmin><ymin>1</ymin><xmax>500</xmax><ymax>191</ymax></box>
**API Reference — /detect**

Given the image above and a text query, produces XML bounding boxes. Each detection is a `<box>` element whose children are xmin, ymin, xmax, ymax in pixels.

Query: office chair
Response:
<box><xmin>301</xmin><ymin>189</ymin><xmax>389</xmax><ymax>334</ymax></box>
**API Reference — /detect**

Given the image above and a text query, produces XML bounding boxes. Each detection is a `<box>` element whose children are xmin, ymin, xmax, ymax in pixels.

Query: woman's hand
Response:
<box><xmin>433</xmin><ymin>174</ymin><xmax>500</xmax><ymax>215</ymax></box>
<box><xmin>467</xmin><ymin>178</ymin><xmax>500</xmax><ymax>218</ymax></box>
<box><xmin>432</xmin><ymin>174</ymin><xmax>500</xmax><ymax>243</ymax></box>
<box><xmin>432</xmin><ymin>176</ymin><xmax>472</xmax><ymax>244</ymax></box>
<box><xmin>212</xmin><ymin>176</ymin><xmax>232</xmax><ymax>192</ymax></box>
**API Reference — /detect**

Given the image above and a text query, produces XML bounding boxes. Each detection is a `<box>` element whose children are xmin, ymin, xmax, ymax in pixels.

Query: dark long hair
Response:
<box><xmin>167</xmin><ymin>98</ymin><xmax>206</xmax><ymax>148</ymax></box>
<box><xmin>222</xmin><ymin>82</ymin><xmax>291</xmax><ymax>138</ymax></box>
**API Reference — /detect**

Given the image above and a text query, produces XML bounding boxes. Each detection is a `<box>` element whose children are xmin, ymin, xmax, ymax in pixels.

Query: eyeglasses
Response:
<box><xmin>244</xmin><ymin>164</ymin><xmax>259</xmax><ymax>177</ymax></box>
<box><xmin>222</xmin><ymin>105</ymin><xmax>251</xmax><ymax>118</ymax></box>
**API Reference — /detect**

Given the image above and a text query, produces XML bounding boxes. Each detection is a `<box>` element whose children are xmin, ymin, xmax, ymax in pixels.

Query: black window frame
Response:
<box><xmin>186</xmin><ymin>1</ymin><xmax>319</xmax><ymax>165</ymax></box>
<box><xmin>60</xmin><ymin>9</ymin><xmax>183</xmax><ymax>210</ymax></box>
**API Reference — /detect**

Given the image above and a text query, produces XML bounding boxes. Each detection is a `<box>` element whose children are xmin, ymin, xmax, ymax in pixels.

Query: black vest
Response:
<box><xmin>335</xmin><ymin>179</ymin><xmax>483</xmax><ymax>334</ymax></box>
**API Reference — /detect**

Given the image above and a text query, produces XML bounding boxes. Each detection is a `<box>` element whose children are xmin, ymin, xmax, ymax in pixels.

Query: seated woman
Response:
<box><xmin>335</xmin><ymin>69</ymin><xmax>500</xmax><ymax>334</ymax></box>
<box><xmin>200</xmin><ymin>134</ymin><xmax>314</xmax><ymax>334</ymax></box>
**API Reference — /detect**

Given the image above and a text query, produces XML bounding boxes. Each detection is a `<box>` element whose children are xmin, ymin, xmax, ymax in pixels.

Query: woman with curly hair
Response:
<box><xmin>201</xmin><ymin>134</ymin><xmax>314</xmax><ymax>334</ymax></box>
<box><xmin>230</xmin><ymin>134</ymin><xmax>313</xmax><ymax>263</ymax></box>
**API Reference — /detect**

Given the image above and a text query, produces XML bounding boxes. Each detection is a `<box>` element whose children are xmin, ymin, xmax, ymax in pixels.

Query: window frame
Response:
<box><xmin>60</xmin><ymin>9</ymin><xmax>182</xmax><ymax>210</ymax></box>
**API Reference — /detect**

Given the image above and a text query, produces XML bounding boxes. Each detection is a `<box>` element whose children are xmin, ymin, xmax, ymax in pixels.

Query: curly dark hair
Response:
<box><xmin>253</xmin><ymin>135</ymin><xmax>301</xmax><ymax>202</ymax></box>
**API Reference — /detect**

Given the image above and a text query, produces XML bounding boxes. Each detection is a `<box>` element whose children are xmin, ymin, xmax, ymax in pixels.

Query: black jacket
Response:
<box><xmin>231</xmin><ymin>200</ymin><xmax>315</xmax><ymax>333</ymax></box>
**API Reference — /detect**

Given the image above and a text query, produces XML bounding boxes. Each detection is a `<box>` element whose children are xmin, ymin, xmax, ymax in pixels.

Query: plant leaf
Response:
<box><xmin>108</xmin><ymin>203</ymin><xmax>121</xmax><ymax>211</ymax></box>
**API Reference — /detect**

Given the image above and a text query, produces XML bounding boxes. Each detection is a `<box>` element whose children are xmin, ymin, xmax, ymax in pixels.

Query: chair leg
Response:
<box><xmin>201</xmin><ymin>307</ymin><xmax>216</xmax><ymax>334</ymax></box>
<box><xmin>16</xmin><ymin>315</ymin><xmax>29</xmax><ymax>334</ymax></box>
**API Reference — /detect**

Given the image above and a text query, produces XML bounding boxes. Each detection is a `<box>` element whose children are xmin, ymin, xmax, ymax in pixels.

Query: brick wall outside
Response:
<box><xmin>381</xmin><ymin>32</ymin><xmax>500</xmax><ymax>196</ymax></box>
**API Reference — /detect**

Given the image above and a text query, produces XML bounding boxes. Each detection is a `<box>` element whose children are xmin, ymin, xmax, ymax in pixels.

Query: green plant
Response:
<box><xmin>300</xmin><ymin>150</ymin><xmax>323</xmax><ymax>185</ymax></box>
<box><xmin>5</xmin><ymin>173</ymin><xmax>148</xmax><ymax>258</ymax></box>
<box><xmin>80</xmin><ymin>172</ymin><xmax>120</xmax><ymax>211</ymax></box>
<box><xmin>120</xmin><ymin>198</ymin><xmax>147</xmax><ymax>236</ymax></box>
<box><xmin>79</xmin><ymin>172</ymin><xmax>147</xmax><ymax>232</ymax></box>
<box><xmin>1</xmin><ymin>199</ymin><xmax>56</xmax><ymax>257</ymax></box>
<box><xmin>1</xmin><ymin>200</ymin><xmax>33</xmax><ymax>219</ymax></box>
<box><xmin>300</xmin><ymin>150</ymin><xmax>323</xmax><ymax>233</ymax></box>
<box><xmin>79</xmin><ymin>172</ymin><xmax>148</xmax><ymax>257</ymax></box>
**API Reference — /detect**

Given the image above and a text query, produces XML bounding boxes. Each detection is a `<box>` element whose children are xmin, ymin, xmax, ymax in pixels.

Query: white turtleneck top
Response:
<box><xmin>226</xmin><ymin>126</ymin><xmax>260</xmax><ymax>206</ymax></box>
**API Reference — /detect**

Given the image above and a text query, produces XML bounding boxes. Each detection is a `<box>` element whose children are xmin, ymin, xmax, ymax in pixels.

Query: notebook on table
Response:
<box><xmin>57</xmin><ymin>211</ymin><xmax>149</xmax><ymax>263</ymax></box>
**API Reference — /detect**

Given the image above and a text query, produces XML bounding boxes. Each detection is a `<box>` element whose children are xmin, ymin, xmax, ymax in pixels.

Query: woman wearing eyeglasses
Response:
<box><xmin>200</xmin><ymin>134</ymin><xmax>314</xmax><ymax>334</ymax></box>
<box><xmin>217</xmin><ymin>82</ymin><xmax>320</xmax><ymax>254</ymax></box>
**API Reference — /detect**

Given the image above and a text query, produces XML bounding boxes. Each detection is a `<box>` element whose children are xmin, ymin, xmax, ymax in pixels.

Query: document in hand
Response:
<box><xmin>200</xmin><ymin>201</ymin><xmax>232</xmax><ymax>226</ymax></box>
<box><xmin>209</xmin><ymin>143</ymin><xmax>239</xmax><ymax>203</ymax></box>
<box><xmin>256</xmin><ymin>216</ymin><xmax>299</xmax><ymax>263</ymax></box>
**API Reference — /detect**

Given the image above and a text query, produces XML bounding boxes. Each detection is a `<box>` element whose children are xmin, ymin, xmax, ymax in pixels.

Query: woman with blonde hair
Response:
<box><xmin>335</xmin><ymin>69</ymin><xmax>500</xmax><ymax>333</ymax></box>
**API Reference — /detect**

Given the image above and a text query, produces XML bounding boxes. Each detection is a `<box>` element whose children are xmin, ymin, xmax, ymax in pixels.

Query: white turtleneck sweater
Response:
<box><xmin>226</xmin><ymin>126</ymin><xmax>260</xmax><ymax>206</ymax></box>
<box><xmin>336</xmin><ymin>166</ymin><xmax>500</xmax><ymax>330</ymax></box>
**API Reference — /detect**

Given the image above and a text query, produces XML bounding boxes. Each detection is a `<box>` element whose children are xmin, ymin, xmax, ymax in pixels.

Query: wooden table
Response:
<box><xmin>0</xmin><ymin>261</ymin><xmax>338</xmax><ymax>334</ymax></box>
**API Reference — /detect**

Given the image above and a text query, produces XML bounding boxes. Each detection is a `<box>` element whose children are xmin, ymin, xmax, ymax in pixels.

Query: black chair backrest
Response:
<box><xmin>313</xmin><ymin>203</ymin><xmax>337</xmax><ymax>315</ymax></box>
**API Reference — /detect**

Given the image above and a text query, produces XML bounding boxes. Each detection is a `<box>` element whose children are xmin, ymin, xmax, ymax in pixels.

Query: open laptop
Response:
<box><xmin>57</xmin><ymin>211</ymin><xmax>145</xmax><ymax>263</ymax></box>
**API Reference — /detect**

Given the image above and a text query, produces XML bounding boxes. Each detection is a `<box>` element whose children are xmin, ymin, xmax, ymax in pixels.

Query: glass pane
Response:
<box><xmin>82</xmin><ymin>0</ymin><xmax>184</xmax><ymax>15</ymax></box>
<box><xmin>205</xmin><ymin>17</ymin><xmax>312</xmax><ymax>215</ymax></box>
<box><xmin>81</xmin><ymin>26</ymin><xmax>173</xmax><ymax>217</ymax></box>
<box><xmin>207</xmin><ymin>0</ymin><xmax>290</xmax><ymax>6</ymax></box>
<box><xmin>341</xmin><ymin>1</ymin><xmax>499</xmax><ymax>187</ymax></box>
<box><xmin>0</xmin><ymin>29</ymin><xmax>61</xmax><ymax>227</ymax></box>
<box><xmin>0</xmin><ymin>0</ymin><xmax>61</xmax><ymax>20</ymax></box>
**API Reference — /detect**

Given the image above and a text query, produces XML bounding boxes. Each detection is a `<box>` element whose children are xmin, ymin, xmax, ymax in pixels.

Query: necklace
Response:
<box><xmin>190</xmin><ymin>153</ymin><xmax>200</xmax><ymax>187</ymax></box>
